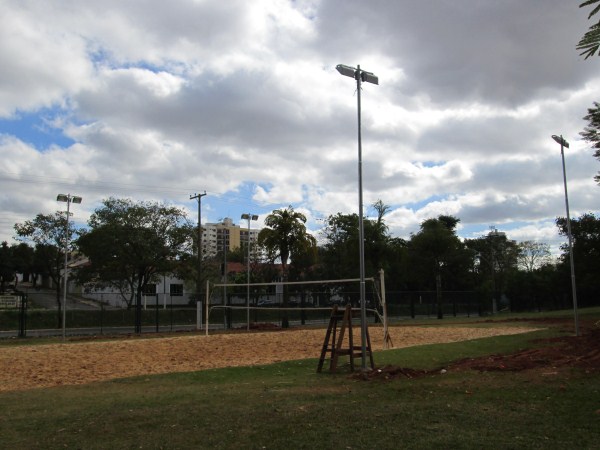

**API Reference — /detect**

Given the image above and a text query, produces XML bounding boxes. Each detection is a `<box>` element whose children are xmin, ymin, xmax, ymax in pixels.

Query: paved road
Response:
<box><xmin>24</xmin><ymin>290</ymin><xmax>104</xmax><ymax>310</ymax></box>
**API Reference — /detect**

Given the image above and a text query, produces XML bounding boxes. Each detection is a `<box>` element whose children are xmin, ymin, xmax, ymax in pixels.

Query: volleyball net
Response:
<box><xmin>203</xmin><ymin>273</ymin><xmax>391</xmax><ymax>346</ymax></box>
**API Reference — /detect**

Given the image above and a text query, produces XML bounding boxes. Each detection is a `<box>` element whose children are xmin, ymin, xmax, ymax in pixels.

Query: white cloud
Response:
<box><xmin>0</xmin><ymin>0</ymin><xmax>598</xmax><ymax>250</ymax></box>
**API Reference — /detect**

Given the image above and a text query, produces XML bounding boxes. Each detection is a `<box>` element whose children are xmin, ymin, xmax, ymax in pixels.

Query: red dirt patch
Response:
<box><xmin>361</xmin><ymin>320</ymin><xmax>600</xmax><ymax>381</ymax></box>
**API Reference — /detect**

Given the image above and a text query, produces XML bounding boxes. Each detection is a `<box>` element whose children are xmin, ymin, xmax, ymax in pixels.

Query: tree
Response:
<box><xmin>517</xmin><ymin>241</ymin><xmax>553</xmax><ymax>272</ymax></box>
<box><xmin>0</xmin><ymin>242</ymin><xmax>14</xmax><ymax>290</ymax></box>
<box><xmin>577</xmin><ymin>0</ymin><xmax>600</xmax><ymax>59</ymax></box>
<box><xmin>0</xmin><ymin>242</ymin><xmax>37</xmax><ymax>290</ymax></box>
<box><xmin>408</xmin><ymin>215</ymin><xmax>471</xmax><ymax>319</ymax></box>
<box><xmin>320</xmin><ymin>201</ymin><xmax>399</xmax><ymax>281</ymax></box>
<box><xmin>14</xmin><ymin>212</ymin><xmax>78</xmax><ymax>327</ymax></box>
<box><xmin>556</xmin><ymin>213</ymin><xmax>600</xmax><ymax>306</ymax></box>
<box><xmin>11</xmin><ymin>243</ymin><xmax>36</xmax><ymax>285</ymax></box>
<box><xmin>465</xmin><ymin>228</ymin><xmax>520</xmax><ymax>312</ymax></box>
<box><xmin>581</xmin><ymin>101</ymin><xmax>600</xmax><ymax>184</ymax></box>
<box><xmin>76</xmin><ymin>198</ymin><xmax>192</xmax><ymax>332</ymax></box>
<box><xmin>258</xmin><ymin>206</ymin><xmax>317</xmax><ymax>327</ymax></box>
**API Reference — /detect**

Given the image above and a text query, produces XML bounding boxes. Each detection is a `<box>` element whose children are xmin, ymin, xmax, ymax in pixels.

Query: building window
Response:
<box><xmin>170</xmin><ymin>284</ymin><xmax>184</xmax><ymax>296</ymax></box>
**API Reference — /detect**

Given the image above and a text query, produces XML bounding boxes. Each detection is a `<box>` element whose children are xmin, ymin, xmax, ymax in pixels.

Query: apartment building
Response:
<box><xmin>201</xmin><ymin>217</ymin><xmax>260</xmax><ymax>258</ymax></box>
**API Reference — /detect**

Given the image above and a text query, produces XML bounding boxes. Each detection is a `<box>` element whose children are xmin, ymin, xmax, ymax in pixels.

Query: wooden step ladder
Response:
<box><xmin>317</xmin><ymin>304</ymin><xmax>374</xmax><ymax>373</ymax></box>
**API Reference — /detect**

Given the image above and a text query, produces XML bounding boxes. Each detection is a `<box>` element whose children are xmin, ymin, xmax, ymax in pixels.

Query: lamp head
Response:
<box><xmin>552</xmin><ymin>135</ymin><xmax>570</xmax><ymax>148</ymax></box>
<box><xmin>361</xmin><ymin>71</ymin><xmax>379</xmax><ymax>85</ymax></box>
<box><xmin>336</xmin><ymin>64</ymin><xmax>356</xmax><ymax>78</ymax></box>
<box><xmin>57</xmin><ymin>194</ymin><xmax>82</xmax><ymax>203</ymax></box>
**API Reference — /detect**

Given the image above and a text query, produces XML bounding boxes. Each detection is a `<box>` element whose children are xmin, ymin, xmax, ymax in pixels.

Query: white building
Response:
<box><xmin>201</xmin><ymin>217</ymin><xmax>260</xmax><ymax>258</ymax></box>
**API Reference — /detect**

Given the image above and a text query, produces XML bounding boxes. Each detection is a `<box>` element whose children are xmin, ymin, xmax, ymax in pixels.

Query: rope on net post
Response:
<box><xmin>377</xmin><ymin>269</ymin><xmax>392</xmax><ymax>349</ymax></box>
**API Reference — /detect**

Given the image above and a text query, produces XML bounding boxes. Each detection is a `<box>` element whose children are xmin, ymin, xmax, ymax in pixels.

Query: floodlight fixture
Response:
<box><xmin>56</xmin><ymin>193</ymin><xmax>82</xmax><ymax>339</ymax></box>
<box><xmin>361</xmin><ymin>71</ymin><xmax>379</xmax><ymax>85</ymax></box>
<box><xmin>336</xmin><ymin>64</ymin><xmax>357</xmax><ymax>78</ymax></box>
<box><xmin>336</xmin><ymin>63</ymin><xmax>379</xmax><ymax>370</ymax></box>
<box><xmin>551</xmin><ymin>134</ymin><xmax>579</xmax><ymax>336</ymax></box>
<box><xmin>335</xmin><ymin>64</ymin><xmax>379</xmax><ymax>86</ymax></box>
<box><xmin>552</xmin><ymin>135</ymin><xmax>570</xmax><ymax>148</ymax></box>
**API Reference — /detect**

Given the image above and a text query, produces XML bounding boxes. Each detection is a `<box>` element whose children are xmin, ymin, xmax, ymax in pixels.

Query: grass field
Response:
<box><xmin>0</xmin><ymin>309</ymin><xmax>598</xmax><ymax>449</ymax></box>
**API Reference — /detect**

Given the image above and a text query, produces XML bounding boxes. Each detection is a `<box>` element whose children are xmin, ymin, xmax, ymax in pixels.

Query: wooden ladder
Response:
<box><xmin>317</xmin><ymin>304</ymin><xmax>374</xmax><ymax>373</ymax></box>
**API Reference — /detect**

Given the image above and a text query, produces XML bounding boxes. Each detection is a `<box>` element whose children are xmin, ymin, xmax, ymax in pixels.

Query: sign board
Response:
<box><xmin>0</xmin><ymin>295</ymin><xmax>21</xmax><ymax>309</ymax></box>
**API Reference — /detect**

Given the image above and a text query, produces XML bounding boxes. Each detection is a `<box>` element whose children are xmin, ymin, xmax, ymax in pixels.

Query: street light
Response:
<box><xmin>241</xmin><ymin>213</ymin><xmax>258</xmax><ymax>331</ymax></box>
<box><xmin>551</xmin><ymin>135</ymin><xmax>579</xmax><ymax>336</ymax></box>
<box><xmin>57</xmin><ymin>193</ymin><xmax>82</xmax><ymax>340</ymax></box>
<box><xmin>336</xmin><ymin>63</ymin><xmax>378</xmax><ymax>369</ymax></box>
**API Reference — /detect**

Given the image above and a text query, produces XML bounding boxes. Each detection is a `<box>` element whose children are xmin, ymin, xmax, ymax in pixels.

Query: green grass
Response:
<box><xmin>0</xmin><ymin>313</ymin><xmax>599</xmax><ymax>449</ymax></box>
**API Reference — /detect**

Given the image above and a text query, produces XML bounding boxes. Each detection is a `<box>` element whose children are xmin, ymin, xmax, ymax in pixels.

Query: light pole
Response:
<box><xmin>56</xmin><ymin>193</ymin><xmax>82</xmax><ymax>340</ymax></box>
<box><xmin>551</xmin><ymin>135</ymin><xmax>579</xmax><ymax>336</ymax></box>
<box><xmin>336</xmin><ymin>63</ymin><xmax>378</xmax><ymax>369</ymax></box>
<box><xmin>190</xmin><ymin>192</ymin><xmax>206</xmax><ymax>302</ymax></box>
<box><xmin>241</xmin><ymin>213</ymin><xmax>258</xmax><ymax>331</ymax></box>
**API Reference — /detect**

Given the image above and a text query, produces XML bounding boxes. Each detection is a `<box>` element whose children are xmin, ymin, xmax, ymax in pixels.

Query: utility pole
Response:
<box><xmin>190</xmin><ymin>192</ymin><xmax>206</xmax><ymax>302</ymax></box>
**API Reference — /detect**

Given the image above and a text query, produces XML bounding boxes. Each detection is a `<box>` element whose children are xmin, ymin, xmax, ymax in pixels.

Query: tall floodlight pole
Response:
<box><xmin>551</xmin><ymin>135</ymin><xmax>579</xmax><ymax>336</ymax></box>
<box><xmin>190</xmin><ymin>192</ymin><xmax>206</xmax><ymax>303</ymax></box>
<box><xmin>241</xmin><ymin>213</ymin><xmax>258</xmax><ymax>331</ymax></box>
<box><xmin>56</xmin><ymin>194</ymin><xmax>82</xmax><ymax>340</ymax></box>
<box><xmin>336</xmin><ymin>64</ymin><xmax>378</xmax><ymax>369</ymax></box>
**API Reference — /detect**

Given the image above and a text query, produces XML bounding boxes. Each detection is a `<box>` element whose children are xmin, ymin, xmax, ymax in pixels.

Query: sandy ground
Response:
<box><xmin>0</xmin><ymin>325</ymin><xmax>537</xmax><ymax>392</ymax></box>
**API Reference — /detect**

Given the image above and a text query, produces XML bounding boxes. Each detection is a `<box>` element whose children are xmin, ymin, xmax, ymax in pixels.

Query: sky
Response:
<box><xmin>1</xmin><ymin>0</ymin><xmax>599</xmax><ymax>257</ymax></box>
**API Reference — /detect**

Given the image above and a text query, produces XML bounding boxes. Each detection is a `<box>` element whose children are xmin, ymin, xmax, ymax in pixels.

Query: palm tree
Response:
<box><xmin>258</xmin><ymin>206</ymin><xmax>317</xmax><ymax>327</ymax></box>
<box><xmin>578</xmin><ymin>0</ymin><xmax>600</xmax><ymax>59</ymax></box>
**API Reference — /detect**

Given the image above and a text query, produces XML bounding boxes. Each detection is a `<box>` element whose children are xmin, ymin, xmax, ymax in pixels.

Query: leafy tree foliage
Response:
<box><xmin>465</xmin><ymin>229</ymin><xmax>520</xmax><ymax>311</ymax></box>
<box><xmin>258</xmin><ymin>206</ymin><xmax>317</xmax><ymax>327</ymax></box>
<box><xmin>14</xmin><ymin>212</ymin><xmax>78</xmax><ymax>327</ymax></box>
<box><xmin>76</xmin><ymin>198</ymin><xmax>192</xmax><ymax>314</ymax></box>
<box><xmin>319</xmin><ymin>201</ymin><xmax>407</xmax><ymax>291</ymax></box>
<box><xmin>581</xmin><ymin>101</ymin><xmax>600</xmax><ymax>184</ymax></box>
<box><xmin>408</xmin><ymin>215</ymin><xmax>472</xmax><ymax>319</ymax></box>
<box><xmin>517</xmin><ymin>241</ymin><xmax>553</xmax><ymax>272</ymax></box>
<box><xmin>0</xmin><ymin>242</ymin><xmax>37</xmax><ymax>290</ymax></box>
<box><xmin>505</xmin><ymin>264</ymin><xmax>567</xmax><ymax>312</ymax></box>
<box><xmin>0</xmin><ymin>242</ymin><xmax>14</xmax><ymax>290</ymax></box>
<box><xmin>319</xmin><ymin>212</ymin><xmax>362</xmax><ymax>283</ymax></box>
<box><xmin>258</xmin><ymin>206</ymin><xmax>317</xmax><ymax>277</ymax></box>
<box><xmin>577</xmin><ymin>0</ymin><xmax>600</xmax><ymax>59</ymax></box>
<box><xmin>556</xmin><ymin>213</ymin><xmax>600</xmax><ymax>306</ymax></box>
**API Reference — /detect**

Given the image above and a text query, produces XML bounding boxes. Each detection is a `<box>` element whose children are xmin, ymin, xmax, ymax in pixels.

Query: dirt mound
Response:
<box><xmin>361</xmin><ymin>323</ymin><xmax>600</xmax><ymax>381</ymax></box>
<box><xmin>451</xmin><ymin>327</ymin><xmax>599</xmax><ymax>373</ymax></box>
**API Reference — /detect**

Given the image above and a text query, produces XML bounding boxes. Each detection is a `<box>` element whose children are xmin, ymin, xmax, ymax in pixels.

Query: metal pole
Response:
<box><xmin>224</xmin><ymin>239</ymin><xmax>228</xmax><ymax>329</ymax></box>
<box><xmin>190</xmin><ymin>192</ymin><xmax>206</xmax><ymax>304</ymax></box>
<box><xmin>246</xmin><ymin>215</ymin><xmax>251</xmax><ymax>331</ymax></box>
<box><xmin>560</xmin><ymin>137</ymin><xmax>580</xmax><ymax>336</ymax></box>
<box><xmin>356</xmin><ymin>65</ymin><xmax>368</xmax><ymax>369</ymax></box>
<box><xmin>62</xmin><ymin>196</ymin><xmax>71</xmax><ymax>340</ymax></box>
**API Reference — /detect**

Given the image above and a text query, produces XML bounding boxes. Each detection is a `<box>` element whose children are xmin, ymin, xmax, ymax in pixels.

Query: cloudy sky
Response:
<box><xmin>1</xmin><ymin>0</ymin><xmax>599</xmax><ymax>255</ymax></box>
